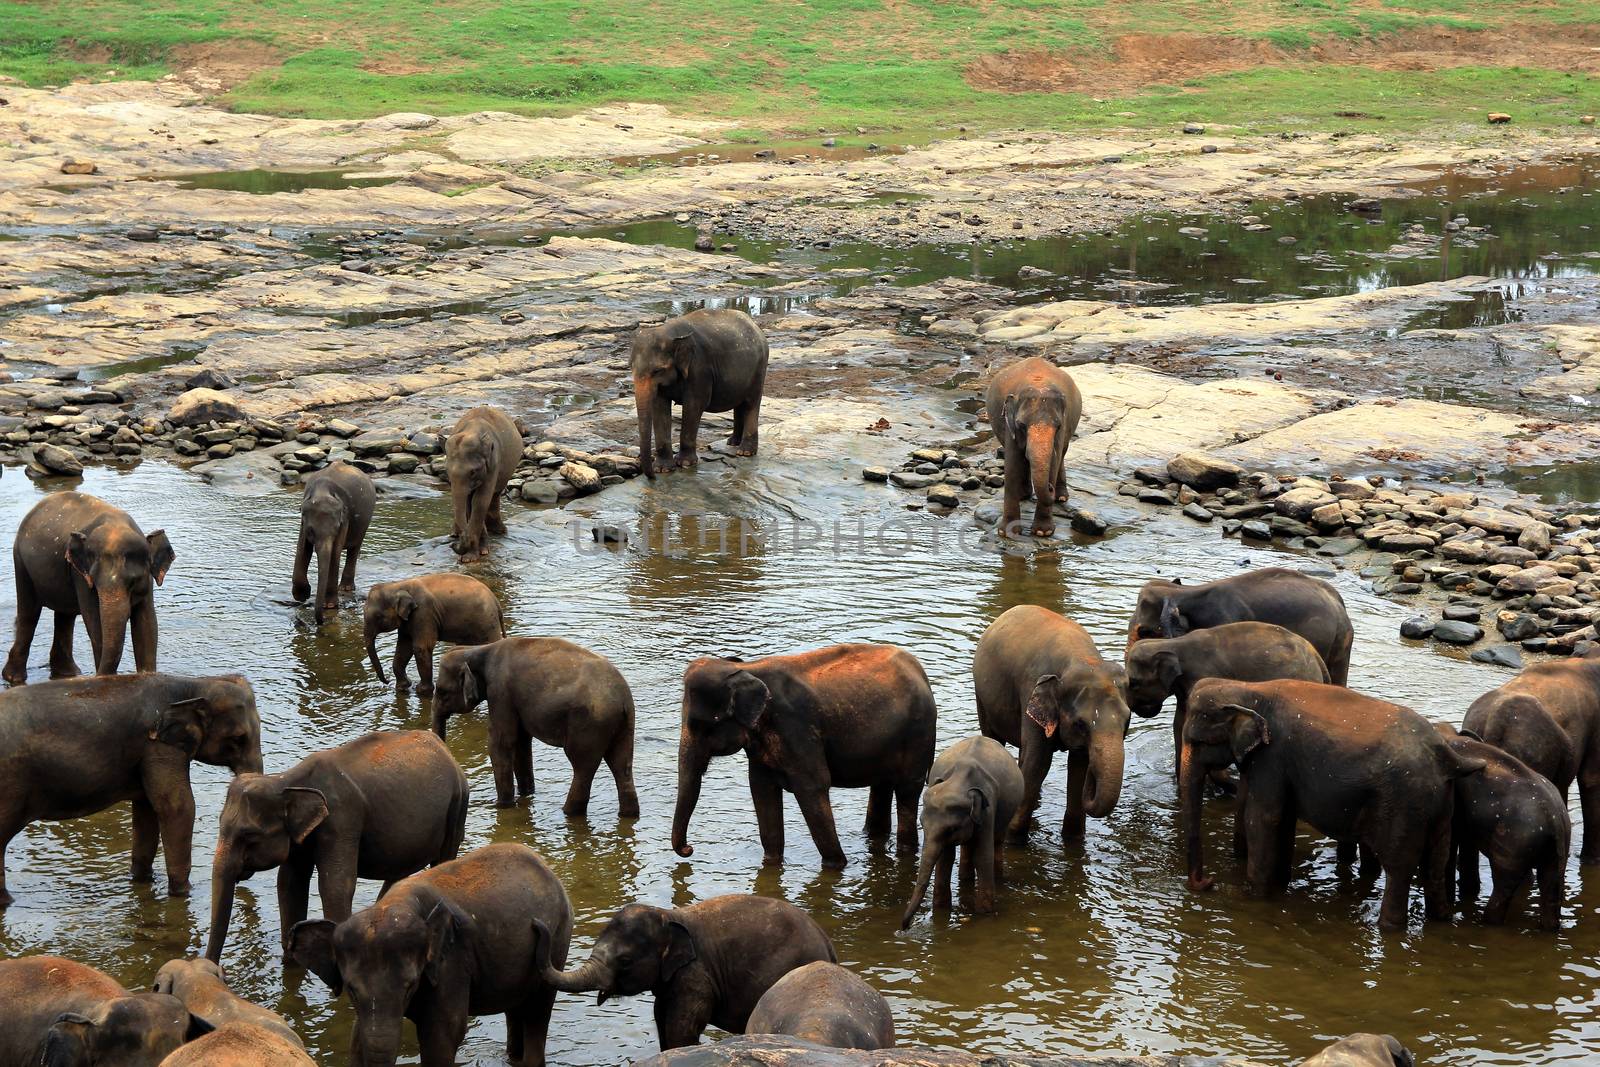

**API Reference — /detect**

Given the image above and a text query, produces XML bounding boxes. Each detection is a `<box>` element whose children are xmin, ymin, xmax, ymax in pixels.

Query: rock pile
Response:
<box><xmin>864</xmin><ymin>447</ymin><xmax>1109</xmax><ymax>536</ymax></box>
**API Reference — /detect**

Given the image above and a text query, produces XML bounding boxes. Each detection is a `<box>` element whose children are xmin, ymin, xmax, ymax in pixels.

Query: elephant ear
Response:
<box><xmin>40</xmin><ymin>1014</ymin><xmax>93</xmax><ymax>1067</ymax></box>
<box><xmin>288</xmin><ymin>920</ymin><xmax>343</xmax><ymax>995</ymax></box>
<box><xmin>664</xmin><ymin>319</ymin><xmax>696</xmax><ymax>342</ymax></box>
<box><xmin>966</xmin><ymin>787</ymin><xmax>989</xmax><ymax>825</ymax></box>
<box><xmin>155</xmin><ymin>697</ymin><xmax>211</xmax><ymax>757</ymax></box>
<box><xmin>65</xmin><ymin>531</ymin><xmax>94</xmax><ymax>588</ymax></box>
<box><xmin>424</xmin><ymin>901</ymin><xmax>464</xmax><ymax>987</ymax></box>
<box><xmin>660</xmin><ymin>918</ymin><xmax>697</xmax><ymax>983</ymax></box>
<box><xmin>727</xmin><ymin>670</ymin><xmax>770</xmax><ymax>729</ymax></box>
<box><xmin>147</xmin><ymin>530</ymin><xmax>175</xmax><ymax>586</ymax></box>
<box><xmin>460</xmin><ymin>663</ymin><xmax>482</xmax><ymax>709</ymax></box>
<box><xmin>1024</xmin><ymin>675</ymin><xmax>1063</xmax><ymax>737</ymax></box>
<box><xmin>1223</xmin><ymin>704</ymin><xmax>1270</xmax><ymax>765</ymax></box>
<box><xmin>1158</xmin><ymin>597</ymin><xmax>1186</xmax><ymax>638</ymax></box>
<box><xmin>395</xmin><ymin>588</ymin><xmax>417</xmax><ymax>621</ymax></box>
<box><xmin>283</xmin><ymin>787</ymin><xmax>330</xmax><ymax>844</ymax></box>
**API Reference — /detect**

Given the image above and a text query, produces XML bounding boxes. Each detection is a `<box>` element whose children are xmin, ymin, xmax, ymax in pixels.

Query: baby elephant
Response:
<box><xmin>746</xmin><ymin>962</ymin><xmax>895</xmax><ymax>1050</ymax></box>
<box><xmin>292</xmin><ymin>462</ymin><xmax>374</xmax><ymax>626</ymax></box>
<box><xmin>901</xmin><ymin>736</ymin><xmax>1023</xmax><ymax>928</ymax></box>
<box><xmin>432</xmin><ymin>637</ymin><xmax>639</xmax><ymax>818</ymax></box>
<box><xmin>447</xmin><ymin>405</ymin><xmax>521</xmax><ymax>558</ymax></box>
<box><xmin>363</xmin><ymin>573</ymin><xmax>504</xmax><ymax>693</ymax></box>
<box><xmin>158</xmin><ymin>1024</ymin><xmax>313</xmax><ymax>1067</ymax></box>
<box><xmin>0</xmin><ymin>955</ymin><xmax>195</xmax><ymax>1067</ymax></box>
<box><xmin>536</xmin><ymin>894</ymin><xmax>835</xmax><ymax>1050</ymax></box>
<box><xmin>152</xmin><ymin>958</ymin><xmax>302</xmax><ymax>1047</ymax></box>
<box><xmin>1300</xmin><ymin>1033</ymin><xmax>1414</xmax><ymax>1067</ymax></box>
<box><xmin>1436</xmin><ymin>725</ymin><xmax>1570</xmax><ymax>930</ymax></box>
<box><xmin>206</xmin><ymin>730</ymin><xmax>469</xmax><ymax>962</ymax></box>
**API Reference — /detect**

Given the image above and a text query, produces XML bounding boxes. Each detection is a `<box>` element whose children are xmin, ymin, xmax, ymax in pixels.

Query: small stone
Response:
<box><xmin>927</xmin><ymin>484</ymin><xmax>960</xmax><ymax>508</ymax></box>
<box><xmin>1582</xmin><ymin>116</ymin><xmax>1597</xmax><ymax>126</ymax></box>
<box><xmin>206</xmin><ymin>442</ymin><xmax>235</xmax><ymax>458</ymax></box>
<box><xmin>591</xmin><ymin>524</ymin><xmax>627</xmax><ymax>544</ymax></box>
<box><xmin>889</xmin><ymin>471</ymin><xmax>936</xmax><ymax>489</ymax></box>
<box><xmin>1182</xmin><ymin>122</ymin><xmax>1205</xmax><ymax>134</ymax></box>
<box><xmin>1241</xmin><ymin>520</ymin><xmax>1272</xmax><ymax>540</ymax></box>
<box><xmin>1182</xmin><ymin>502</ymin><xmax>1213</xmax><ymax>523</ymax></box>
<box><xmin>500</xmin><ymin>310</ymin><xmax>526</xmax><ymax>325</ymax></box>
<box><xmin>1471</xmin><ymin>645</ymin><xmax>1523</xmax><ymax>669</ymax></box>
<box><xmin>1138</xmin><ymin>488</ymin><xmax>1175</xmax><ymax>506</ymax></box>
<box><xmin>1442</xmin><ymin>603</ymin><xmax>1482</xmax><ymax>623</ymax></box>
<box><xmin>32</xmin><ymin>443</ymin><xmax>83</xmax><ymax>475</ymax></box>
<box><xmin>1433</xmin><ymin>619</ymin><xmax>1485</xmax><ymax>645</ymax></box>
<box><xmin>59</xmin><ymin>159</ymin><xmax>97</xmax><ymax>175</ymax></box>
<box><xmin>1400</xmin><ymin>616</ymin><xmax>1434</xmax><ymax>639</ymax></box>
<box><xmin>862</xmin><ymin>466</ymin><xmax>890</xmax><ymax>483</ymax></box>
<box><xmin>407</xmin><ymin>432</ymin><xmax>442</xmax><ymax>454</ymax></box>
<box><xmin>1275</xmin><ymin>487</ymin><xmax>1338</xmax><ymax>521</ymax></box>
<box><xmin>1066</xmin><ymin>507</ymin><xmax>1107</xmax><ymax>536</ymax></box>
<box><xmin>1487</xmin><ymin>113</ymin><xmax>1511</xmax><ymax>124</ymax></box>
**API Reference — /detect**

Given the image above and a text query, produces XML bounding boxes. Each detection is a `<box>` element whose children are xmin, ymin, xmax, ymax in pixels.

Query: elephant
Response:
<box><xmin>1462</xmin><ymin>692</ymin><xmax>1578</xmax><ymax>797</ymax></box>
<box><xmin>446</xmin><ymin>405</ymin><xmax>521</xmax><ymax>559</ymax></box>
<box><xmin>152</xmin><ymin>958</ymin><xmax>302</xmax><ymax>1047</ymax></box>
<box><xmin>290</xmin><ymin>842</ymin><xmax>572</xmax><ymax>1067</ymax></box>
<box><xmin>534</xmin><ymin>893</ymin><xmax>835</xmax><ymax>1050</ymax></box>
<box><xmin>1464</xmin><ymin>656</ymin><xmax>1600</xmax><ymax>861</ymax></box>
<box><xmin>900</xmin><ymin>736</ymin><xmax>1023</xmax><ymax>928</ymax></box>
<box><xmin>205</xmin><ymin>730</ymin><xmax>469</xmax><ymax>963</ymax></box>
<box><xmin>0</xmin><ymin>672</ymin><xmax>262</xmax><ymax>905</ymax></box>
<box><xmin>1126</xmin><ymin>567</ymin><xmax>1354</xmax><ymax>686</ymax></box>
<box><xmin>632</xmin><ymin>308</ymin><xmax>769</xmax><ymax>478</ymax></box>
<box><xmin>1125</xmin><ymin>621</ymin><xmax>1330</xmax><ymax>793</ymax></box>
<box><xmin>1182</xmin><ymin>678</ymin><xmax>1484</xmax><ymax>929</ymax></box>
<box><xmin>291</xmin><ymin>462</ymin><xmax>374</xmax><ymax>626</ymax></box>
<box><xmin>745</xmin><ymin>962</ymin><xmax>895</xmax><ymax>1051</ymax></box>
<box><xmin>4</xmin><ymin>491</ymin><xmax>174</xmax><ymax>685</ymax></box>
<box><xmin>670</xmin><ymin>644</ymin><xmax>937</xmax><ymax>869</ymax></box>
<box><xmin>432</xmin><ymin>637</ymin><xmax>638</xmax><ymax>818</ymax></box>
<box><xmin>983</xmin><ymin>356</ymin><xmax>1082</xmax><ymax>538</ymax></box>
<box><xmin>0</xmin><ymin>955</ymin><xmax>195</xmax><ymax>1067</ymax></box>
<box><xmin>974</xmin><ymin>605</ymin><xmax>1130</xmax><ymax>844</ymax></box>
<box><xmin>1434</xmin><ymin>723</ymin><xmax>1569</xmax><ymax>930</ymax></box>
<box><xmin>363</xmin><ymin>572</ymin><xmax>504</xmax><ymax>693</ymax></box>
<box><xmin>157</xmin><ymin>1025</ymin><xmax>313</xmax><ymax>1067</ymax></box>
<box><xmin>1300</xmin><ymin>1033</ymin><xmax>1414</xmax><ymax>1067</ymax></box>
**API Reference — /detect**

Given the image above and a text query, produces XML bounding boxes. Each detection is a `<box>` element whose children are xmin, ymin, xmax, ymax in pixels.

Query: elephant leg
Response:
<box><xmin>315</xmin><ymin>850</ymin><xmax>359</xmax><ymax>925</ymax></box>
<box><xmin>130</xmin><ymin>797</ymin><xmax>158</xmax><ymax>884</ymax></box>
<box><xmin>1378</xmin><ymin>856</ymin><xmax>1416</xmax><ymax>931</ymax></box>
<box><xmin>1242</xmin><ymin>800</ymin><xmax>1283</xmax><ymax>896</ymax></box>
<box><xmin>1270</xmin><ymin>799</ymin><xmax>1297</xmax><ymax>890</ymax></box>
<box><xmin>676</xmin><ymin>402</ymin><xmax>703</xmax><ymax>467</ymax></box>
<box><xmin>750</xmin><ymin>764</ymin><xmax>785</xmax><ymax>864</ymax></box>
<box><xmin>513</xmin><ymin>986</ymin><xmax>556</xmax><ymax>1067</ymax></box>
<box><xmin>1336</xmin><ymin>841</ymin><xmax>1358</xmax><ymax>867</ymax></box>
<box><xmin>999</xmin><ymin>450</ymin><xmax>1027</xmax><ymax>538</ymax></box>
<box><xmin>392</xmin><ymin>631</ymin><xmax>414</xmax><ymax>689</ymax></box>
<box><xmin>1537</xmin><ymin>857</ymin><xmax>1564</xmax><ymax>931</ymax></box>
<box><xmin>655</xmin><ymin>992</ymin><xmax>714</xmax><ymax>1051</ymax></box>
<box><xmin>974</xmin><ymin>835</ymin><xmax>999</xmax><ymax>914</ymax></box>
<box><xmin>277</xmin><ymin>855</ymin><xmax>314</xmax><ymax>954</ymax></box>
<box><xmin>864</xmin><ymin>783</ymin><xmax>892</xmax><ymax>842</ymax></box>
<box><xmin>414</xmin><ymin>641</ymin><xmax>435</xmax><ymax>695</ymax></box>
<box><xmin>3</xmin><ymin>567</ymin><xmax>43</xmax><ymax>685</ymax></box>
<box><xmin>1457</xmin><ymin>840</ymin><xmax>1481</xmax><ymax>904</ymax></box>
<box><xmin>1579</xmin><ymin>782</ymin><xmax>1600</xmax><ymax>864</ymax></box>
<box><xmin>514</xmin><ymin>730</ymin><xmax>535</xmax><ymax>800</ymax></box>
<box><xmin>652</xmin><ymin>398</ymin><xmax>675</xmax><ymax>472</ymax></box>
<box><xmin>1232</xmin><ymin>776</ymin><xmax>1250</xmax><ymax>861</ymax></box>
<box><xmin>563</xmin><ymin>744</ymin><xmax>602</xmax><ymax>820</ymax></box>
<box><xmin>488</xmin><ymin>487</ymin><xmax>508</xmax><ymax>535</ymax></box>
<box><xmin>49</xmin><ymin>609</ymin><xmax>81</xmax><ymax>680</ymax></box>
<box><xmin>605</xmin><ymin>725</ymin><xmax>640</xmax><ymax>819</ymax></box>
<box><xmin>894</xmin><ymin>779</ymin><xmax>920</xmax><ymax>854</ymax></box>
<box><xmin>1422</xmin><ymin>817</ymin><xmax>1454</xmax><ymax>922</ymax></box>
<box><xmin>795</xmin><ymin>787</ymin><xmax>847</xmax><ymax>870</ymax></box>
<box><xmin>735</xmin><ymin>396</ymin><xmax>761</xmax><ymax>457</ymax></box>
<box><xmin>726</xmin><ymin>400</ymin><xmax>747</xmax><ymax>447</ymax></box>
<box><xmin>416</xmin><ymin>1005</ymin><xmax>470</xmax><ymax>1067</ymax></box>
<box><xmin>1482</xmin><ymin>864</ymin><xmax>1525</xmax><ymax>926</ymax></box>
<box><xmin>506</xmin><ymin>1012</ymin><xmax>524</xmax><ymax>1065</ymax></box>
<box><xmin>145</xmin><ymin>777</ymin><xmax>195</xmax><ymax>898</ymax></box>
<box><xmin>1011</xmin><ymin>731</ymin><xmax>1052</xmax><ymax>843</ymax></box>
<box><xmin>339</xmin><ymin>543</ymin><xmax>360</xmax><ymax>592</ymax></box>
<box><xmin>933</xmin><ymin>844</ymin><xmax>956</xmax><ymax>911</ymax></box>
<box><xmin>292</xmin><ymin>529</ymin><xmax>312</xmax><ymax>602</ymax></box>
<box><xmin>958</xmin><ymin>839</ymin><xmax>975</xmax><ymax>896</ymax></box>
<box><xmin>1062</xmin><ymin>748</ymin><xmax>1088</xmax><ymax>842</ymax></box>
<box><xmin>130</xmin><ymin>597</ymin><xmax>158</xmax><ymax>674</ymax></box>
<box><xmin>488</xmin><ymin>715</ymin><xmax>522</xmax><ymax>807</ymax></box>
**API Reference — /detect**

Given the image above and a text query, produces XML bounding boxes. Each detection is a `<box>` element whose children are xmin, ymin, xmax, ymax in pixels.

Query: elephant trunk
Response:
<box><xmin>899</xmin><ymin>838</ymin><xmax>943</xmax><ymax>929</ymax></box>
<box><xmin>204</xmin><ymin>844</ymin><xmax>240</xmax><ymax>962</ymax></box>
<box><xmin>355</xmin><ymin>1016</ymin><xmax>404</xmax><ymax>1067</ymax></box>
<box><xmin>313</xmin><ymin>538</ymin><xmax>336</xmax><ymax>625</ymax></box>
<box><xmin>365</xmin><ymin>616</ymin><xmax>387</xmax><ymax>684</ymax></box>
<box><xmin>635</xmin><ymin>377</ymin><xmax>656</xmax><ymax>478</ymax></box>
<box><xmin>1082</xmin><ymin>718</ymin><xmax>1125</xmax><ymax>819</ymax></box>
<box><xmin>1026</xmin><ymin>423</ymin><xmax>1056</xmax><ymax>500</ymax></box>
<box><xmin>95</xmin><ymin>589</ymin><xmax>131</xmax><ymax>675</ymax></box>
<box><xmin>671</xmin><ymin>737</ymin><xmax>710</xmax><ymax>858</ymax></box>
<box><xmin>533</xmin><ymin>919</ymin><xmax>613</xmax><ymax>993</ymax></box>
<box><xmin>1180</xmin><ymin>741</ymin><xmax>1213</xmax><ymax>892</ymax></box>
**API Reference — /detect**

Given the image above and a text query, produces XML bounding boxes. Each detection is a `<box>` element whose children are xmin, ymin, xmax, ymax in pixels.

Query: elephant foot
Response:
<box><xmin>734</xmin><ymin>444</ymin><xmax>757</xmax><ymax>458</ymax></box>
<box><xmin>168</xmin><ymin>879</ymin><xmax>192</xmax><ymax>898</ymax></box>
<box><xmin>562</xmin><ymin>804</ymin><xmax>588</xmax><ymax>819</ymax></box>
<box><xmin>675</xmin><ymin>451</ymin><xmax>699</xmax><ymax>469</ymax></box>
<box><xmin>0</xmin><ymin>889</ymin><xmax>12</xmax><ymax>908</ymax></box>
<box><xmin>1</xmin><ymin>660</ymin><xmax>26</xmax><ymax>686</ymax></box>
<box><xmin>1031</xmin><ymin>519</ymin><xmax>1056</xmax><ymax>538</ymax></box>
<box><xmin>761</xmin><ymin>852</ymin><xmax>783</xmax><ymax>867</ymax></box>
<box><xmin>619</xmin><ymin>798</ymin><xmax>641</xmax><ymax>819</ymax></box>
<box><xmin>416</xmin><ymin>683</ymin><xmax>435</xmax><ymax>696</ymax></box>
<box><xmin>130</xmin><ymin>868</ymin><xmax>154</xmax><ymax>885</ymax></box>
<box><xmin>820</xmin><ymin>855</ymin><xmax>848</xmax><ymax>872</ymax></box>
<box><xmin>48</xmin><ymin>662</ymin><xmax>80</xmax><ymax>680</ymax></box>
<box><xmin>1187</xmin><ymin>873</ymin><xmax>1215</xmax><ymax>893</ymax></box>
<box><xmin>495</xmin><ymin>796</ymin><xmax>516</xmax><ymax>809</ymax></box>
<box><xmin>895</xmin><ymin>832</ymin><xmax>919</xmax><ymax>855</ymax></box>
<box><xmin>338</xmin><ymin>581</ymin><xmax>355</xmax><ymax>593</ymax></box>
<box><xmin>725</xmin><ymin>433</ymin><xmax>743</xmax><ymax>447</ymax></box>
<box><xmin>487</xmin><ymin>517</ymin><xmax>508</xmax><ymax>535</ymax></box>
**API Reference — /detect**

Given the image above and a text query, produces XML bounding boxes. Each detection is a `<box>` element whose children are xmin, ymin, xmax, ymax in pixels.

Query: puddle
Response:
<box><xmin>330</xmin><ymin>300</ymin><xmax>492</xmax><ymax>327</ymax></box>
<box><xmin>140</xmin><ymin>169</ymin><xmax>404</xmax><ymax>194</ymax></box>
<box><xmin>1468</xmin><ymin>461</ymin><xmax>1600</xmax><ymax>506</ymax></box>
<box><xmin>0</xmin><ymin>457</ymin><xmax>1589</xmax><ymax>1066</ymax></box>
<box><xmin>80</xmin><ymin>346</ymin><xmax>205</xmax><ymax>381</ymax></box>
<box><xmin>611</xmin><ymin>138</ymin><xmax>912</xmax><ymax>169</ymax></box>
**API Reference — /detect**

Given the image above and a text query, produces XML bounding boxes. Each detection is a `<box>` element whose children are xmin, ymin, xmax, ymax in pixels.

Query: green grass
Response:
<box><xmin>1</xmin><ymin>0</ymin><xmax>1596</xmax><ymax>137</ymax></box>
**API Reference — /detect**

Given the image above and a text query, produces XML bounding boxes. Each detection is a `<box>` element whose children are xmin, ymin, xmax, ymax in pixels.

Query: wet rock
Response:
<box><xmin>520</xmin><ymin>479</ymin><xmax>560</xmax><ymax>504</ymax></box>
<box><xmin>183</xmin><ymin>369</ymin><xmax>237</xmax><ymax>391</ymax></box>
<box><xmin>694</xmin><ymin>232</ymin><xmax>715</xmax><ymax>251</ymax></box>
<box><xmin>559</xmin><ymin>461</ymin><xmax>601</xmax><ymax>493</ymax></box>
<box><xmin>386</xmin><ymin>453</ymin><xmax>420</xmax><ymax>475</ymax></box>
<box><xmin>1274</xmin><ymin>487</ymin><xmax>1337</xmax><ymax>521</ymax></box>
<box><xmin>1471</xmin><ymin>644</ymin><xmax>1523</xmax><ymax>669</ymax></box>
<box><xmin>1459</xmin><ymin>507</ymin><xmax>1540</xmax><ymax>538</ymax></box>
<box><xmin>592</xmin><ymin>524</ymin><xmax>627</xmax><ymax>544</ymax></box>
<box><xmin>167</xmin><ymin>388</ymin><xmax>243</xmax><ymax>427</ymax></box>
<box><xmin>1442</xmin><ymin>603</ymin><xmax>1482</xmax><ymax>623</ymax></box>
<box><xmin>889</xmin><ymin>471</ymin><xmax>937</xmax><ymax>489</ymax></box>
<box><xmin>350</xmin><ymin>429</ymin><xmax>408</xmax><ymax>456</ymax></box>
<box><xmin>1485</xmin><ymin>544</ymin><xmax>1537</xmax><ymax>566</ymax></box>
<box><xmin>1065</xmin><ymin>507</ymin><xmax>1107</xmax><ymax>536</ymax></box>
<box><xmin>1138</xmin><ymin>488</ymin><xmax>1175</xmax><ymax>506</ymax></box>
<box><xmin>1433</xmin><ymin>619</ymin><xmax>1485</xmax><ymax>645</ymax></box>
<box><xmin>1517</xmin><ymin>523</ymin><xmax>1552</xmax><ymax>553</ymax></box>
<box><xmin>1400</xmin><ymin>616</ymin><xmax>1435</xmax><ymax>639</ymax></box>
<box><xmin>1315</xmin><ymin>537</ymin><xmax>1363</xmax><ymax>557</ymax></box>
<box><xmin>31</xmin><ymin>443</ymin><xmax>83</xmax><ymax>475</ymax></box>
<box><xmin>1498</xmin><ymin>613</ymin><xmax>1542</xmax><ymax>641</ymax></box>
<box><xmin>1182</xmin><ymin>502</ymin><xmax>1213</xmax><ymax>523</ymax></box>
<box><xmin>927</xmin><ymin>484</ymin><xmax>960</xmax><ymax>508</ymax></box>
<box><xmin>407</xmin><ymin>431</ymin><xmax>442</xmax><ymax>454</ymax></box>
<box><xmin>1167</xmin><ymin>451</ymin><xmax>1243</xmax><ymax>491</ymax></box>
<box><xmin>1241</xmin><ymin>520</ymin><xmax>1272</xmax><ymax>540</ymax></box>
<box><xmin>1309</xmin><ymin>502</ymin><xmax>1345</xmax><ymax>530</ymax></box>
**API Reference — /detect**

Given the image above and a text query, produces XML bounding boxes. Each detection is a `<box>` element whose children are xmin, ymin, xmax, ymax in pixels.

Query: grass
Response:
<box><xmin>1</xmin><ymin>0</ymin><xmax>1596</xmax><ymax>136</ymax></box>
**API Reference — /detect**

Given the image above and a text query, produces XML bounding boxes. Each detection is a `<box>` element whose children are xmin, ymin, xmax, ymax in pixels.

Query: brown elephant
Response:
<box><xmin>1300</xmin><ymin>1033</ymin><xmax>1414</xmax><ymax>1067</ymax></box>
<box><xmin>1127</xmin><ymin>566</ymin><xmax>1354</xmax><ymax>686</ymax></box>
<box><xmin>1182</xmin><ymin>679</ymin><xmax>1483</xmax><ymax>929</ymax></box>
<box><xmin>0</xmin><ymin>673</ymin><xmax>261</xmax><ymax>906</ymax></box>
<box><xmin>151</xmin><ymin>959</ymin><xmax>302</xmax><ymax>1048</ymax></box>
<box><xmin>157</xmin><ymin>1024</ymin><xmax>313</xmax><ymax>1067</ymax></box>
<box><xmin>745</xmin><ymin>962</ymin><xmax>895</xmax><ymax>1051</ymax></box>
<box><xmin>432</xmin><ymin>637</ymin><xmax>638</xmax><ymax>818</ymax></box>
<box><xmin>984</xmin><ymin>356</ymin><xmax>1082</xmax><ymax>538</ymax></box>
<box><xmin>4</xmin><ymin>491</ymin><xmax>174</xmax><ymax>685</ymax></box>
<box><xmin>1464</xmin><ymin>654</ymin><xmax>1600</xmax><ymax>862</ymax></box>
<box><xmin>632</xmin><ymin>309</ymin><xmax>769</xmax><ymax>478</ymax></box>
<box><xmin>290</xmin><ymin>842</ymin><xmax>571</xmax><ymax>1067</ymax></box>
<box><xmin>205</xmin><ymin>730</ymin><xmax>469</xmax><ymax>963</ymax></box>
<box><xmin>0</xmin><ymin>956</ymin><xmax>196</xmax><ymax>1067</ymax></box>
<box><xmin>533</xmin><ymin>894</ymin><xmax>834</xmax><ymax>1050</ymax></box>
<box><xmin>974</xmin><ymin>605</ymin><xmax>1129</xmax><ymax>844</ymax></box>
<box><xmin>363</xmin><ymin>572</ymin><xmax>504</xmax><ymax>693</ymax></box>
<box><xmin>900</xmin><ymin>736</ymin><xmax>1022</xmax><ymax>928</ymax></box>
<box><xmin>671</xmin><ymin>644</ymin><xmax>937</xmax><ymax>870</ymax></box>
<box><xmin>446</xmin><ymin>406</ymin><xmax>521</xmax><ymax>558</ymax></box>
<box><xmin>291</xmin><ymin>462</ymin><xmax>374</xmax><ymax>626</ymax></box>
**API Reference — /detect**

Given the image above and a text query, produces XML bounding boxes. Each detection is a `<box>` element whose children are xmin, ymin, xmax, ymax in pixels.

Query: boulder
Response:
<box><xmin>31</xmin><ymin>443</ymin><xmax>83</xmax><ymax>476</ymax></box>
<box><xmin>1471</xmin><ymin>645</ymin><xmax>1523</xmax><ymax>669</ymax></box>
<box><xmin>1274</xmin><ymin>487</ymin><xmax>1337</xmax><ymax>522</ymax></box>
<box><xmin>559</xmin><ymin>461</ymin><xmax>602</xmax><ymax>493</ymax></box>
<box><xmin>1400</xmin><ymin>616</ymin><xmax>1434</xmax><ymax>639</ymax></box>
<box><xmin>166</xmin><ymin>388</ymin><xmax>244</xmax><ymax>427</ymax></box>
<box><xmin>1459</xmin><ymin>507</ymin><xmax>1540</xmax><ymax>538</ymax></box>
<box><xmin>1433</xmin><ymin>619</ymin><xmax>1484</xmax><ymax>645</ymax></box>
<box><xmin>182</xmin><ymin>369</ymin><xmax>237</xmax><ymax>392</ymax></box>
<box><xmin>1167</xmin><ymin>452</ymin><xmax>1244</xmax><ymax>491</ymax></box>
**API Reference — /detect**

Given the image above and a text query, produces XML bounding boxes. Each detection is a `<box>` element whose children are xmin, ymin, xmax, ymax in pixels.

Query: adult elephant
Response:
<box><xmin>745</xmin><ymin>962</ymin><xmax>895</xmax><ymax>1051</ymax></box>
<box><xmin>205</xmin><ymin>731</ymin><xmax>469</xmax><ymax>963</ymax></box>
<box><xmin>984</xmin><ymin>356</ymin><xmax>1081</xmax><ymax>538</ymax></box>
<box><xmin>533</xmin><ymin>894</ymin><xmax>834</xmax><ymax>1050</ymax></box>
<box><xmin>290</xmin><ymin>843</ymin><xmax>570</xmax><ymax>1067</ymax></box>
<box><xmin>671</xmin><ymin>644</ymin><xmax>936</xmax><ymax>869</ymax></box>
<box><xmin>1182</xmin><ymin>678</ymin><xmax>1483</xmax><ymax>929</ymax></box>
<box><xmin>291</xmin><ymin>461</ymin><xmax>374</xmax><ymax>626</ymax></box>
<box><xmin>432</xmin><ymin>637</ymin><xmax>638</xmax><ymax>818</ymax></box>
<box><xmin>0</xmin><ymin>955</ymin><xmax>195</xmax><ymax>1067</ymax></box>
<box><xmin>632</xmin><ymin>308</ymin><xmax>769</xmax><ymax>478</ymax></box>
<box><xmin>0</xmin><ymin>673</ymin><xmax>261</xmax><ymax>906</ymax></box>
<box><xmin>4</xmin><ymin>492</ymin><xmax>174</xmax><ymax>685</ymax></box>
<box><xmin>900</xmin><ymin>736</ymin><xmax>1022</xmax><ymax>927</ymax></box>
<box><xmin>974</xmin><ymin>605</ymin><xmax>1130</xmax><ymax>843</ymax></box>
<box><xmin>363</xmin><ymin>573</ymin><xmax>504</xmax><ymax>693</ymax></box>
<box><xmin>1127</xmin><ymin>566</ymin><xmax>1354</xmax><ymax>686</ymax></box>
<box><xmin>1464</xmin><ymin>653</ymin><xmax>1600</xmax><ymax>862</ymax></box>
<box><xmin>446</xmin><ymin>406</ymin><xmax>521</xmax><ymax>559</ymax></box>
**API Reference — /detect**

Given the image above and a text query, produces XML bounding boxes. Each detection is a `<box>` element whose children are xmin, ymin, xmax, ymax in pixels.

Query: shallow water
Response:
<box><xmin>2</xmin><ymin>452</ymin><xmax>1595</xmax><ymax>1066</ymax></box>
<box><xmin>142</xmin><ymin>169</ymin><xmax>405</xmax><ymax>194</ymax></box>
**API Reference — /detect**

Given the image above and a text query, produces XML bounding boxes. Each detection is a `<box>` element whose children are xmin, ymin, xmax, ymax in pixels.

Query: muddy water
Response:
<box><xmin>2</xmin><ymin>451</ymin><xmax>1596</xmax><ymax>1066</ymax></box>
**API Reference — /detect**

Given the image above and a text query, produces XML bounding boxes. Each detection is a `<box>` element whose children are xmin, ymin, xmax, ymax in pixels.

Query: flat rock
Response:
<box><xmin>167</xmin><ymin>387</ymin><xmax>244</xmax><ymax>427</ymax></box>
<box><xmin>1167</xmin><ymin>451</ymin><xmax>1244</xmax><ymax>491</ymax></box>
<box><xmin>1433</xmin><ymin>619</ymin><xmax>1485</xmax><ymax>645</ymax></box>
<box><xmin>1400</xmin><ymin>615</ymin><xmax>1435</xmax><ymax>639</ymax></box>
<box><xmin>1471</xmin><ymin>644</ymin><xmax>1524</xmax><ymax>669</ymax></box>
